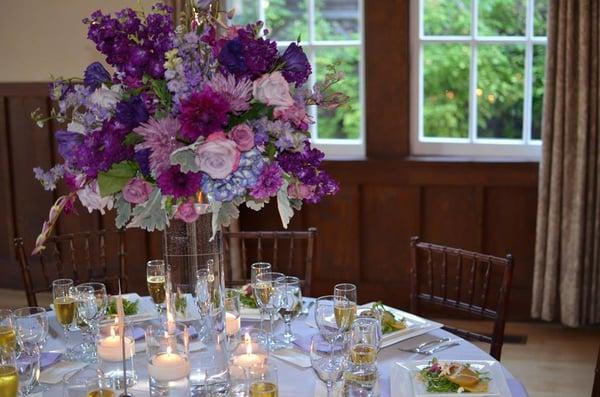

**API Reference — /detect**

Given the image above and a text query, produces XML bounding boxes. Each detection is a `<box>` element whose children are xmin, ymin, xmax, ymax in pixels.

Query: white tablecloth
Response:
<box><xmin>41</xmin><ymin>297</ymin><xmax>528</xmax><ymax>396</ymax></box>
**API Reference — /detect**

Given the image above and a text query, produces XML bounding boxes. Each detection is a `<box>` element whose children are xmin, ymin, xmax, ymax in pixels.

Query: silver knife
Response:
<box><xmin>423</xmin><ymin>342</ymin><xmax>460</xmax><ymax>355</ymax></box>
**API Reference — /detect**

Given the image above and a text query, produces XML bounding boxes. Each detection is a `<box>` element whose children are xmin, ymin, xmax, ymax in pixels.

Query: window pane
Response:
<box><xmin>265</xmin><ymin>0</ymin><xmax>308</xmax><ymax>42</ymax></box>
<box><xmin>315</xmin><ymin>0</ymin><xmax>359</xmax><ymax>41</ymax></box>
<box><xmin>477</xmin><ymin>44</ymin><xmax>525</xmax><ymax>139</ymax></box>
<box><xmin>423</xmin><ymin>0</ymin><xmax>470</xmax><ymax>36</ymax></box>
<box><xmin>478</xmin><ymin>0</ymin><xmax>526</xmax><ymax>36</ymax></box>
<box><xmin>316</xmin><ymin>47</ymin><xmax>360</xmax><ymax>139</ymax></box>
<box><xmin>227</xmin><ymin>0</ymin><xmax>259</xmax><ymax>25</ymax></box>
<box><xmin>423</xmin><ymin>44</ymin><xmax>470</xmax><ymax>138</ymax></box>
<box><xmin>531</xmin><ymin>45</ymin><xmax>546</xmax><ymax>140</ymax></box>
<box><xmin>534</xmin><ymin>0</ymin><xmax>548</xmax><ymax>36</ymax></box>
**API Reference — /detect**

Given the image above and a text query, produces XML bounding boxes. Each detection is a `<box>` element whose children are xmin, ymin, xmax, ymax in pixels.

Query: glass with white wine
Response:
<box><xmin>52</xmin><ymin>279</ymin><xmax>75</xmax><ymax>357</ymax></box>
<box><xmin>254</xmin><ymin>272</ymin><xmax>284</xmax><ymax>351</ymax></box>
<box><xmin>333</xmin><ymin>283</ymin><xmax>357</xmax><ymax>334</ymax></box>
<box><xmin>146</xmin><ymin>260</ymin><xmax>167</xmax><ymax>316</ymax></box>
<box><xmin>251</xmin><ymin>262</ymin><xmax>272</xmax><ymax>340</ymax></box>
<box><xmin>0</xmin><ymin>347</ymin><xmax>18</xmax><ymax>397</ymax></box>
<box><xmin>0</xmin><ymin>310</ymin><xmax>16</xmax><ymax>353</ymax></box>
<box><xmin>344</xmin><ymin>317</ymin><xmax>382</xmax><ymax>394</ymax></box>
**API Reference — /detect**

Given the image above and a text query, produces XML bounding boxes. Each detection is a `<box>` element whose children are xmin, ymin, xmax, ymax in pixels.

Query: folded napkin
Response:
<box><xmin>272</xmin><ymin>348</ymin><xmax>311</xmax><ymax>368</ymax></box>
<box><xmin>40</xmin><ymin>352</ymin><xmax>62</xmax><ymax>369</ymax></box>
<box><xmin>39</xmin><ymin>360</ymin><xmax>88</xmax><ymax>384</ymax></box>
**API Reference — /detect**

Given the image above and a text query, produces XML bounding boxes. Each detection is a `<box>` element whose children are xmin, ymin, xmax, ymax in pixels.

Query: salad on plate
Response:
<box><xmin>418</xmin><ymin>358</ymin><xmax>490</xmax><ymax>393</ymax></box>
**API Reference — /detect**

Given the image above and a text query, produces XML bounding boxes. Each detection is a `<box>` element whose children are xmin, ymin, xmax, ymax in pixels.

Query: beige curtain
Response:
<box><xmin>532</xmin><ymin>0</ymin><xmax>600</xmax><ymax>326</ymax></box>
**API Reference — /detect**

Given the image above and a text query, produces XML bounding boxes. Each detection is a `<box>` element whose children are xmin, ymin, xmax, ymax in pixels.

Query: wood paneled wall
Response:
<box><xmin>0</xmin><ymin>1</ymin><xmax>539</xmax><ymax>320</ymax></box>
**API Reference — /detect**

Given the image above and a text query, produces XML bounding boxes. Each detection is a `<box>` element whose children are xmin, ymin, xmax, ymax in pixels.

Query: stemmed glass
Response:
<box><xmin>147</xmin><ymin>260</ymin><xmax>167</xmax><ymax>316</ymax></box>
<box><xmin>346</xmin><ymin>317</ymin><xmax>382</xmax><ymax>392</ymax></box>
<box><xmin>0</xmin><ymin>310</ymin><xmax>16</xmax><ymax>352</ymax></box>
<box><xmin>0</xmin><ymin>347</ymin><xmax>18</xmax><ymax>397</ymax></box>
<box><xmin>13</xmin><ymin>307</ymin><xmax>48</xmax><ymax>395</ymax></box>
<box><xmin>250</xmin><ymin>262</ymin><xmax>271</xmax><ymax>340</ymax></box>
<box><xmin>333</xmin><ymin>283</ymin><xmax>357</xmax><ymax>337</ymax></box>
<box><xmin>273</xmin><ymin>276</ymin><xmax>302</xmax><ymax>345</ymax></box>
<box><xmin>314</xmin><ymin>296</ymin><xmax>342</xmax><ymax>344</ymax></box>
<box><xmin>310</xmin><ymin>334</ymin><xmax>347</xmax><ymax>397</ymax></box>
<box><xmin>52</xmin><ymin>279</ymin><xmax>75</xmax><ymax>358</ymax></box>
<box><xmin>74</xmin><ymin>284</ymin><xmax>102</xmax><ymax>362</ymax></box>
<box><xmin>254</xmin><ymin>272</ymin><xmax>284</xmax><ymax>351</ymax></box>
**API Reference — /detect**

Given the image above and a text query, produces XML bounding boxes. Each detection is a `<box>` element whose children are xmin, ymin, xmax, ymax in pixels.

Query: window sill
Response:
<box><xmin>403</xmin><ymin>154</ymin><xmax>540</xmax><ymax>164</ymax></box>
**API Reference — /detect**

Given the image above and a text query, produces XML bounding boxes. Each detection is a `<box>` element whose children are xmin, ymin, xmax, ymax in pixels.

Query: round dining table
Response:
<box><xmin>40</xmin><ymin>296</ymin><xmax>528</xmax><ymax>397</ymax></box>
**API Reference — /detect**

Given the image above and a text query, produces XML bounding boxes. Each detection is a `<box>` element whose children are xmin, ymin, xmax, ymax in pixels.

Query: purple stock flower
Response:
<box><xmin>83</xmin><ymin>62</ymin><xmax>111</xmax><ymax>88</ymax></box>
<box><xmin>250</xmin><ymin>163</ymin><xmax>283</xmax><ymax>199</ymax></box>
<box><xmin>156</xmin><ymin>165</ymin><xmax>202</xmax><ymax>198</ymax></box>
<box><xmin>178</xmin><ymin>87</ymin><xmax>230</xmax><ymax>141</ymax></box>
<box><xmin>33</xmin><ymin>165</ymin><xmax>65</xmax><ymax>191</ymax></box>
<box><xmin>218</xmin><ymin>25</ymin><xmax>278</xmax><ymax>80</ymax></box>
<box><xmin>55</xmin><ymin>130</ymin><xmax>83</xmax><ymax>163</ymax></box>
<box><xmin>134</xmin><ymin>149</ymin><xmax>151</xmax><ymax>176</ymax></box>
<box><xmin>279</xmin><ymin>42</ymin><xmax>311</xmax><ymax>86</ymax></box>
<box><xmin>116</xmin><ymin>96</ymin><xmax>149</xmax><ymax>129</ymax></box>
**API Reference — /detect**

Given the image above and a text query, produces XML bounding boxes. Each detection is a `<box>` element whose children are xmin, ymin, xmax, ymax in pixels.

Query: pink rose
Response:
<box><xmin>229</xmin><ymin>123</ymin><xmax>255</xmax><ymax>151</ymax></box>
<box><xmin>122</xmin><ymin>178</ymin><xmax>153</xmax><ymax>204</ymax></box>
<box><xmin>287</xmin><ymin>183</ymin><xmax>315</xmax><ymax>200</ymax></box>
<box><xmin>252</xmin><ymin>72</ymin><xmax>294</xmax><ymax>107</ymax></box>
<box><xmin>195</xmin><ymin>131</ymin><xmax>241</xmax><ymax>179</ymax></box>
<box><xmin>274</xmin><ymin>104</ymin><xmax>314</xmax><ymax>130</ymax></box>
<box><xmin>175</xmin><ymin>201</ymin><xmax>200</xmax><ymax>223</ymax></box>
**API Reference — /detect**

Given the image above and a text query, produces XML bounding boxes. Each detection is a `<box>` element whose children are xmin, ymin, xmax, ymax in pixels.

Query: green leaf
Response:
<box><xmin>97</xmin><ymin>161</ymin><xmax>138</xmax><ymax>197</ymax></box>
<box><xmin>150</xmin><ymin>79</ymin><xmax>172</xmax><ymax>112</ymax></box>
<box><xmin>127</xmin><ymin>188</ymin><xmax>167</xmax><ymax>231</ymax></box>
<box><xmin>123</xmin><ymin>132</ymin><xmax>143</xmax><ymax>146</ymax></box>
<box><xmin>115</xmin><ymin>194</ymin><xmax>132</xmax><ymax>229</ymax></box>
<box><xmin>228</xmin><ymin>102</ymin><xmax>273</xmax><ymax>127</ymax></box>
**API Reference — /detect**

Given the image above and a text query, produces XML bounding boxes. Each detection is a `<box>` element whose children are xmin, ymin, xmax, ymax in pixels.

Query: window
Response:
<box><xmin>410</xmin><ymin>0</ymin><xmax>548</xmax><ymax>157</ymax></box>
<box><xmin>228</xmin><ymin>0</ymin><xmax>365</xmax><ymax>158</ymax></box>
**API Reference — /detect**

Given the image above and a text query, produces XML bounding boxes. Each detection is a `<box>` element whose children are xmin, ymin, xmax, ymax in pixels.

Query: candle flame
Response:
<box><xmin>197</xmin><ymin>192</ymin><xmax>203</xmax><ymax>203</ymax></box>
<box><xmin>244</xmin><ymin>332</ymin><xmax>252</xmax><ymax>354</ymax></box>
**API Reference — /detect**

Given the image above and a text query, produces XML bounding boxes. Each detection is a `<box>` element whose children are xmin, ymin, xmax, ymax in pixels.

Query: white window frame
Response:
<box><xmin>230</xmin><ymin>0</ymin><xmax>365</xmax><ymax>159</ymax></box>
<box><xmin>410</xmin><ymin>0</ymin><xmax>547</xmax><ymax>158</ymax></box>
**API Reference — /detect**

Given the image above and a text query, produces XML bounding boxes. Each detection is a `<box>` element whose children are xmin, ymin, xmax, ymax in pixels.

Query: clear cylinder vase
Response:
<box><xmin>163</xmin><ymin>209</ymin><xmax>229</xmax><ymax>396</ymax></box>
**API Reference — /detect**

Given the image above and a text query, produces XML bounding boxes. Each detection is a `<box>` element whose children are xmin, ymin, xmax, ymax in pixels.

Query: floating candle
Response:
<box><xmin>148</xmin><ymin>346</ymin><xmax>191</xmax><ymax>382</ymax></box>
<box><xmin>97</xmin><ymin>327</ymin><xmax>134</xmax><ymax>362</ymax></box>
<box><xmin>232</xmin><ymin>334</ymin><xmax>267</xmax><ymax>369</ymax></box>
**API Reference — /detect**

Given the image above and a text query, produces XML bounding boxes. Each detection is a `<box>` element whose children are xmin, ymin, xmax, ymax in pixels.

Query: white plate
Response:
<box><xmin>361</xmin><ymin>303</ymin><xmax>444</xmax><ymax>348</ymax></box>
<box><xmin>390</xmin><ymin>359</ymin><xmax>512</xmax><ymax>397</ymax></box>
<box><xmin>103</xmin><ymin>293</ymin><xmax>157</xmax><ymax>323</ymax></box>
<box><xmin>240</xmin><ymin>306</ymin><xmax>262</xmax><ymax>320</ymax></box>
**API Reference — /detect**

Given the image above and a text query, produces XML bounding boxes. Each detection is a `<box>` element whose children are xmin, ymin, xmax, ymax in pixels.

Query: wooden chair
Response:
<box><xmin>222</xmin><ymin>228</ymin><xmax>317</xmax><ymax>295</ymax></box>
<box><xmin>593</xmin><ymin>345</ymin><xmax>600</xmax><ymax>397</ymax></box>
<box><xmin>13</xmin><ymin>229</ymin><xmax>128</xmax><ymax>307</ymax></box>
<box><xmin>409</xmin><ymin>236</ymin><xmax>514</xmax><ymax>361</ymax></box>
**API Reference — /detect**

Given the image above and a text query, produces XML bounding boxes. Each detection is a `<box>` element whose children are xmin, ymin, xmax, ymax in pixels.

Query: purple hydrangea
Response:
<box><xmin>83</xmin><ymin>62</ymin><xmax>111</xmax><ymax>88</ymax></box>
<box><xmin>279</xmin><ymin>42</ymin><xmax>311</xmax><ymax>86</ymax></box>
<box><xmin>157</xmin><ymin>165</ymin><xmax>202</xmax><ymax>198</ymax></box>
<box><xmin>250</xmin><ymin>162</ymin><xmax>283</xmax><ymax>199</ymax></box>
<box><xmin>178</xmin><ymin>87</ymin><xmax>230</xmax><ymax>141</ymax></box>
<box><xmin>218</xmin><ymin>24</ymin><xmax>278</xmax><ymax>80</ymax></box>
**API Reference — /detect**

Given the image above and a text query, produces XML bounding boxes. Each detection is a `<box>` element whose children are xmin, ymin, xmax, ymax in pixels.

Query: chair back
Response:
<box><xmin>409</xmin><ymin>236</ymin><xmax>514</xmax><ymax>360</ymax></box>
<box><xmin>223</xmin><ymin>228</ymin><xmax>317</xmax><ymax>295</ymax></box>
<box><xmin>13</xmin><ymin>229</ymin><xmax>127</xmax><ymax>306</ymax></box>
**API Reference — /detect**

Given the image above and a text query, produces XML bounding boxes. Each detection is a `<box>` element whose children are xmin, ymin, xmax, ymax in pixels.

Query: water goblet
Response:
<box><xmin>52</xmin><ymin>279</ymin><xmax>75</xmax><ymax>358</ymax></box>
<box><xmin>147</xmin><ymin>260</ymin><xmax>167</xmax><ymax>316</ymax></box>
<box><xmin>310</xmin><ymin>334</ymin><xmax>347</xmax><ymax>397</ymax></box>
<box><xmin>0</xmin><ymin>310</ymin><xmax>16</xmax><ymax>353</ymax></box>
<box><xmin>74</xmin><ymin>284</ymin><xmax>99</xmax><ymax>362</ymax></box>
<box><xmin>254</xmin><ymin>272</ymin><xmax>284</xmax><ymax>351</ymax></box>
<box><xmin>273</xmin><ymin>276</ymin><xmax>302</xmax><ymax>345</ymax></box>
<box><xmin>15</xmin><ymin>349</ymin><xmax>39</xmax><ymax>396</ymax></box>
<box><xmin>13</xmin><ymin>307</ymin><xmax>48</xmax><ymax>353</ymax></box>
<box><xmin>314</xmin><ymin>296</ymin><xmax>341</xmax><ymax>344</ymax></box>
<box><xmin>251</xmin><ymin>262</ymin><xmax>271</xmax><ymax>341</ymax></box>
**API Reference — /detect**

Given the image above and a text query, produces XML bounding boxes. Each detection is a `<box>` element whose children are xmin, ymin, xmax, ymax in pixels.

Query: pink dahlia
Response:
<box><xmin>156</xmin><ymin>165</ymin><xmax>202</xmax><ymax>199</ymax></box>
<box><xmin>208</xmin><ymin>73</ymin><xmax>252</xmax><ymax>114</ymax></box>
<box><xmin>178</xmin><ymin>87</ymin><xmax>230</xmax><ymax>141</ymax></box>
<box><xmin>134</xmin><ymin>117</ymin><xmax>183</xmax><ymax>175</ymax></box>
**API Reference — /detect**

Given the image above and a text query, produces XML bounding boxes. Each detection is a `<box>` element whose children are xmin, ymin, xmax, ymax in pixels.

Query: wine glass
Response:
<box><xmin>0</xmin><ymin>347</ymin><xmax>18</xmax><ymax>397</ymax></box>
<box><xmin>147</xmin><ymin>260</ymin><xmax>167</xmax><ymax>316</ymax></box>
<box><xmin>0</xmin><ymin>310</ymin><xmax>16</xmax><ymax>352</ymax></box>
<box><xmin>74</xmin><ymin>284</ymin><xmax>100</xmax><ymax>362</ymax></box>
<box><xmin>251</xmin><ymin>262</ymin><xmax>271</xmax><ymax>339</ymax></box>
<box><xmin>16</xmin><ymin>348</ymin><xmax>39</xmax><ymax>396</ymax></box>
<box><xmin>254</xmin><ymin>272</ymin><xmax>284</xmax><ymax>351</ymax></box>
<box><xmin>273</xmin><ymin>276</ymin><xmax>302</xmax><ymax>345</ymax></box>
<box><xmin>314</xmin><ymin>296</ymin><xmax>341</xmax><ymax>344</ymax></box>
<box><xmin>52</xmin><ymin>279</ymin><xmax>75</xmax><ymax>357</ymax></box>
<box><xmin>310</xmin><ymin>334</ymin><xmax>347</xmax><ymax>397</ymax></box>
<box><xmin>333</xmin><ymin>283</ymin><xmax>357</xmax><ymax>334</ymax></box>
<box><xmin>13</xmin><ymin>307</ymin><xmax>48</xmax><ymax>353</ymax></box>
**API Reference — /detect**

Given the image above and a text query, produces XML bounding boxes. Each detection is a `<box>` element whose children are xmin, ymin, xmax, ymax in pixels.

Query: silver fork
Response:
<box><xmin>398</xmin><ymin>337</ymin><xmax>449</xmax><ymax>354</ymax></box>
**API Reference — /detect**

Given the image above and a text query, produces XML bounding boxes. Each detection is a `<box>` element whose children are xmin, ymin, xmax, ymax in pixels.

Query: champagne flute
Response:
<box><xmin>273</xmin><ymin>276</ymin><xmax>302</xmax><ymax>345</ymax></box>
<box><xmin>251</xmin><ymin>262</ymin><xmax>271</xmax><ymax>339</ymax></box>
<box><xmin>310</xmin><ymin>334</ymin><xmax>346</xmax><ymax>397</ymax></box>
<box><xmin>0</xmin><ymin>310</ymin><xmax>16</xmax><ymax>352</ymax></box>
<box><xmin>254</xmin><ymin>272</ymin><xmax>284</xmax><ymax>351</ymax></box>
<box><xmin>0</xmin><ymin>347</ymin><xmax>18</xmax><ymax>397</ymax></box>
<box><xmin>52</xmin><ymin>279</ymin><xmax>75</xmax><ymax>357</ymax></box>
<box><xmin>333</xmin><ymin>283</ymin><xmax>357</xmax><ymax>334</ymax></box>
<box><xmin>146</xmin><ymin>260</ymin><xmax>166</xmax><ymax>316</ymax></box>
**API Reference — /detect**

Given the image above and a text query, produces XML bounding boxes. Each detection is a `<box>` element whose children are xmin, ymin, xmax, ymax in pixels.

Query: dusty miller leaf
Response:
<box><xmin>277</xmin><ymin>181</ymin><xmax>293</xmax><ymax>229</ymax></box>
<box><xmin>211</xmin><ymin>198</ymin><xmax>244</xmax><ymax>238</ymax></box>
<box><xmin>170</xmin><ymin>141</ymin><xmax>202</xmax><ymax>173</ymax></box>
<box><xmin>246</xmin><ymin>199</ymin><xmax>268</xmax><ymax>211</ymax></box>
<box><xmin>115</xmin><ymin>194</ymin><xmax>131</xmax><ymax>229</ymax></box>
<box><xmin>127</xmin><ymin>188</ymin><xmax>167</xmax><ymax>231</ymax></box>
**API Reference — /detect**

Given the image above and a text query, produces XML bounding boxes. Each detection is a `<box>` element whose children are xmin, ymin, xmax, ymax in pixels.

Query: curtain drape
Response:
<box><xmin>532</xmin><ymin>0</ymin><xmax>600</xmax><ymax>326</ymax></box>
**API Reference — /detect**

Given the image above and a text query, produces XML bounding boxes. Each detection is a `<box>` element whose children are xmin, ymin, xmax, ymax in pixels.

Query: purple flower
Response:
<box><xmin>179</xmin><ymin>87</ymin><xmax>230</xmax><ymax>141</ymax></box>
<box><xmin>218</xmin><ymin>25</ymin><xmax>278</xmax><ymax>80</ymax></box>
<box><xmin>83</xmin><ymin>62</ymin><xmax>111</xmax><ymax>88</ymax></box>
<box><xmin>250</xmin><ymin>163</ymin><xmax>283</xmax><ymax>199</ymax></box>
<box><xmin>134</xmin><ymin>117</ymin><xmax>183</xmax><ymax>175</ymax></box>
<box><xmin>55</xmin><ymin>130</ymin><xmax>83</xmax><ymax>163</ymax></box>
<box><xmin>279</xmin><ymin>42</ymin><xmax>311</xmax><ymax>86</ymax></box>
<box><xmin>156</xmin><ymin>165</ymin><xmax>202</xmax><ymax>198</ymax></box>
<box><xmin>208</xmin><ymin>73</ymin><xmax>252</xmax><ymax>114</ymax></box>
<box><xmin>116</xmin><ymin>96</ymin><xmax>149</xmax><ymax>129</ymax></box>
<box><xmin>33</xmin><ymin>165</ymin><xmax>65</xmax><ymax>191</ymax></box>
<box><xmin>122</xmin><ymin>178</ymin><xmax>152</xmax><ymax>204</ymax></box>
<box><xmin>134</xmin><ymin>149</ymin><xmax>151</xmax><ymax>176</ymax></box>
<box><xmin>174</xmin><ymin>201</ymin><xmax>200</xmax><ymax>222</ymax></box>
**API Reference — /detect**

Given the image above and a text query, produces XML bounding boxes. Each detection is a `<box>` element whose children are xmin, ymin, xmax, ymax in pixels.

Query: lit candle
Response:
<box><xmin>225</xmin><ymin>312</ymin><xmax>241</xmax><ymax>336</ymax></box>
<box><xmin>97</xmin><ymin>326</ymin><xmax>135</xmax><ymax>362</ymax></box>
<box><xmin>232</xmin><ymin>334</ymin><xmax>266</xmax><ymax>369</ymax></box>
<box><xmin>148</xmin><ymin>346</ymin><xmax>191</xmax><ymax>382</ymax></box>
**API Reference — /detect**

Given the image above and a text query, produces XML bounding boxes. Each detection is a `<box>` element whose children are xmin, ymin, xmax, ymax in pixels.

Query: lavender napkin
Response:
<box><xmin>40</xmin><ymin>352</ymin><xmax>62</xmax><ymax>369</ymax></box>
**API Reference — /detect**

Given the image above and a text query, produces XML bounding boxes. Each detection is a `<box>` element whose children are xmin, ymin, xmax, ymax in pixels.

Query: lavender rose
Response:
<box><xmin>195</xmin><ymin>131</ymin><xmax>241</xmax><ymax>179</ymax></box>
<box><xmin>252</xmin><ymin>71</ymin><xmax>294</xmax><ymax>107</ymax></box>
<box><xmin>229</xmin><ymin>123</ymin><xmax>255</xmax><ymax>151</ymax></box>
<box><xmin>175</xmin><ymin>201</ymin><xmax>200</xmax><ymax>223</ymax></box>
<box><xmin>122</xmin><ymin>178</ymin><xmax>152</xmax><ymax>204</ymax></box>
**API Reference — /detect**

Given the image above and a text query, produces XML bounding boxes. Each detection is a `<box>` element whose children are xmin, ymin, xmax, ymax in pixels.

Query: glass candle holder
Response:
<box><xmin>224</xmin><ymin>288</ymin><xmax>241</xmax><ymax>345</ymax></box>
<box><xmin>145</xmin><ymin>323</ymin><xmax>191</xmax><ymax>397</ymax></box>
<box><xmin>95</xmin><ymin>322</ymin><xmax>136</xmax><ymax>389</ymax></box>
<box><xmin>230</xmin><ymin>330</ymin><xmax>268</xmax><ymax>377</ymax></box>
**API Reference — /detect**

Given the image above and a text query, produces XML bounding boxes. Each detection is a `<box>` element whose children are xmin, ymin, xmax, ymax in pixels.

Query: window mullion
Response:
<box><xmin>307</xmin><ymin>0</ymin><xmax>317</xmax><ymax>139</ymax></box>
<box><xmin>522</xmin><ymin>0</ymin><xmax>535</xmax><ymax>144</ymax></box>
<box><xmin>468</xmin><ymin>0</ymin><xmax>479</xmax><ymax>143</ymax></box>
<box><xmin>258</xmin><ymin>0</ymin><xmax>265</xmax><ymax>30</ymax></box>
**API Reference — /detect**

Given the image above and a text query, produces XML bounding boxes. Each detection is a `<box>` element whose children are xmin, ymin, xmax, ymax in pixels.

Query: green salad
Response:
<box><xmin>419</xmin><ymin>358</ymin><xmax>490</xmax><ymax>393</ymax></box>
<box><xmin>360</xmin><ymin>302</ymin><xmax>407</xmax><ymax>334</ymax></box>
<box><xmin>106</xmin><ymin>298</ymin><xmax>139</xmax><ymax>316</ymax></box>
<box><xmin>239</xmin><ymin>284</ymin><xmax>258</xmax><ymax>308</ymax></box>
